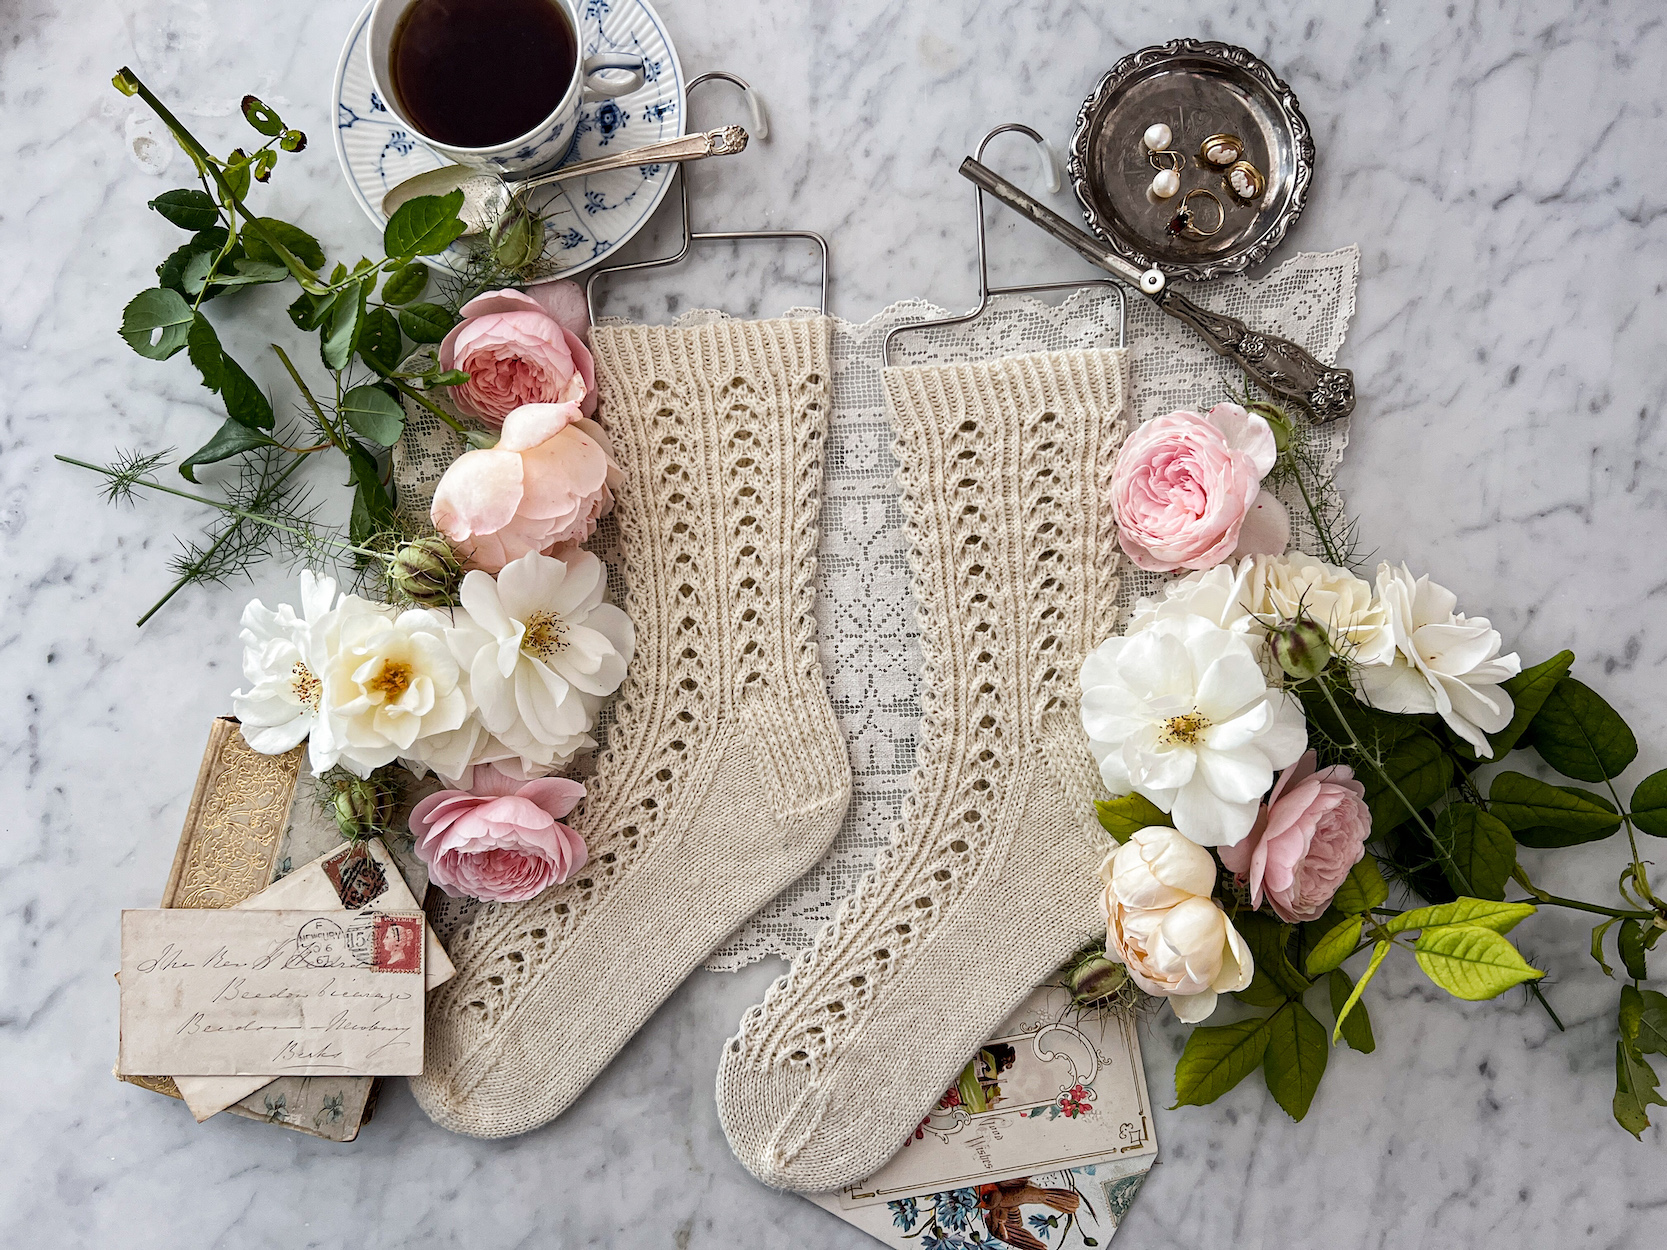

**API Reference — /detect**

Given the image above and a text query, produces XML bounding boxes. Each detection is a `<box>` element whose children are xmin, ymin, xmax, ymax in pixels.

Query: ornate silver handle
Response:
<box><xmin>958</xmin><ymin>156</ymin><xmax>1356</xmax><ymax>421</ymax></box>
<box><xmin>1153</xmin><ymin>288</ymin><xmax>1356</xmax><ymax>421</ymax></box>
<box><xmin>517</xmin><ymin>126</ymin><xmax>749</xmax><ymax>194</ymax></box>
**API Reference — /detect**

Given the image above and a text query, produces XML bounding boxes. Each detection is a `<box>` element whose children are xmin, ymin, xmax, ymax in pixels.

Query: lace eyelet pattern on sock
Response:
<box><xmin>716</xmin><ymin>347</ymin><xmax>1128</xmax><ymax>1190</ymax></box>
<box><xmin>411</xmin><ymin>316</ymin><xmax>852</xmax><ymax>1138</ymax></box>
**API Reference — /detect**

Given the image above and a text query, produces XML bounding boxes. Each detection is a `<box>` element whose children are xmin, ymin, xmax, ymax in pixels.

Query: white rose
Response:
<box><xmin>443</xmin><ymin>549</ymin><xmax>633</xmax><ymax>779</ymax></box>
<box><xmin>1353</xmin><ymin>562</ymin><xmax>1520</xmax><ymax>756</ymax></box>
<box><xmin>1099</xmin><ymin>826</ymin><xmax>1252</xmax><ymax>1023</ymax></box>
<box><xmin>1124</xmin><ymin>560</ymin><xmax>1261</xmax><ymax>640</ymax></box>
<box><xmin>1080</xmin><ymin>614</ymin><xmax>1308</xmax><ymax>846</ymax></box>
<box><xmin>1243</xmin><ymin>552</ymin><xmax>1395</xmax><ymax>665</ymax></box>
<box><xmin>310</xmin><ymin>597</ymin><xmax>470</xmax><ymax>778</ymax></box>
<box><xmin>231</xmin><ymin>570</ymin><xmax>339</xmax><ymax>757</ymax></box>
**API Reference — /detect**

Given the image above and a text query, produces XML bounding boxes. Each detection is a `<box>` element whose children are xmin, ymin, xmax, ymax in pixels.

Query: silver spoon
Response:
<box><xmin>380</xmin><ymin>126</ymin><xmax>750</xmax><ymax>235</ymax></box>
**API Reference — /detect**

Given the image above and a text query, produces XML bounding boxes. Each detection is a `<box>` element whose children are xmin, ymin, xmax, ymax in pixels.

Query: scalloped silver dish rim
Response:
<box><xmin>1068</xmin><ymin>38</ymin><xmax>1316</xmax><ymax>283</ymax></box>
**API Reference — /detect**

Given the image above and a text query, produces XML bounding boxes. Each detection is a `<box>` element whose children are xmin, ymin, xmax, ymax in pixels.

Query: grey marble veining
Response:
<box><xmin>1</xmin><ymin>0</ymin><xmax>1664</xmax><ymax>1245</ymax></box>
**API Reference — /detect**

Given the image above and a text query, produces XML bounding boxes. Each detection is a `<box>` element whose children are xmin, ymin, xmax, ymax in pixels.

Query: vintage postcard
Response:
<box><xmin>806</xmin><ymin>986</ymin><xmax>1157</xmax><ymax>1248</ymax></box>
<box><xmin>172</xmin><ymin>837</ymin><xmax>453</xmax><ymax>1121</ymax></box>
<box><xmin>118</xmin><ymin>908</ymin><xmax>426</xmax><ymax>1078</ymax></box>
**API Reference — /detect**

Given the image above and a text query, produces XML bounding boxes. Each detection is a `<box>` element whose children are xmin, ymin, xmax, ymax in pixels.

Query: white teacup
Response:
<box><xmin>366</xmin><ymin>0</ymin><xmax>645</xmax><ymax>181</ymax></box>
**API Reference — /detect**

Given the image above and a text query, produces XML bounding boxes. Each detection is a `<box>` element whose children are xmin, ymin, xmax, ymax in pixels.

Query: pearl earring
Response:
<box><xmin>1143</xmin><ymin>123</ymin><xmax>1182</xmax><ymax>200</ymax></box>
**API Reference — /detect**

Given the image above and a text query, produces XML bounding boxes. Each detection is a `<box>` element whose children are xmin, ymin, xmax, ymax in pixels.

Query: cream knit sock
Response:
<box><xmin>715</xmin><ymin>348</ymin><xmax>1128</xmax><ymax>1190</ymax></box>
<box><xmin>412</xmin><ymin>316</ymin><xmax>851</xmax><ymax>1138</ymax></box>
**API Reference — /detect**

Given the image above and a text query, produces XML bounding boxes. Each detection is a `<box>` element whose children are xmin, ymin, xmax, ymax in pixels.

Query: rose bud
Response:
<box><xmin>387</xmin><ymin>535</ymin><xmax>463</xmax><ymax>607</ymax></box>
<box><xmin>1271</xmin><ymin>613</ymin><xmax>1332</xmax><ymax>681</ymax></box>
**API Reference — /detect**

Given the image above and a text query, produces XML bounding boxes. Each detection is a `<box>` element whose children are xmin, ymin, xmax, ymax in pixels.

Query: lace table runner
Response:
<box><xmin>708</xmin><ymin>246</ymin><xmax>1359</xmax><ymax>969</ymax></box>
<box><xmin>395</xmin><ymin>247</ymin><xmax>1360</xmax><ymax>969</ymax></box>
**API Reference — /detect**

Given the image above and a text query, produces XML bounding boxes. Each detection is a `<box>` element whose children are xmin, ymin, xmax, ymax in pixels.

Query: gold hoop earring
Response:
<box><xmin>1168</xmin><ymin>188</ymin><xmax>1225</xmax><ymax>239</ymax></box>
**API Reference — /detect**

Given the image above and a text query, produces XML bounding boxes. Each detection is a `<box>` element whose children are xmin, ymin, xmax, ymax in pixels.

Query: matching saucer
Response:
<box><xmin>332</xmin><ymin>0</ymin><xmax>685</xmax><ymax>282</ymax></box>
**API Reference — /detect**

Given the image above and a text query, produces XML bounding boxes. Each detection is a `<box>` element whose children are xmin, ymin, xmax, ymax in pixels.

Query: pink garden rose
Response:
<box><xmin>409</xmin><ymin>764</ymin><xmax>588</xmax><ymax>902</ymax></box>
<box><xmin>430</xmin><ymin>401</ymin><xmax>622</xmax><ymax>574</ymax></box>
<box><xmin>1218</xmin><ymin>750</ymin><xmax>1370</xmax><ymax>923</ymax></box>
<box><xmin>1109</xmin><ymin>403</ymin><xmax>1289</xmax><ymax>572</ymax></box>
<box><xmin>439</xmin><ymin>284</ymin><xmax>596</xmax><ymax>428</ymax></box>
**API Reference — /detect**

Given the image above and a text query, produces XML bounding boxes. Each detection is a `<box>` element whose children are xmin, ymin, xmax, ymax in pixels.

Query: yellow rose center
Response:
<box><xmin>368</xmin><ymin>659</ymin><xmax>414</xmax><ymax>700</ymax></box>
<box><xmin>523</xmin><ymin>610</ymin><xmax>570</xmax><ymax>660</ymax></box>
<box><xmin>290</xmin><ymin>661</ymin><xmax>321</xmax><ymax>710</ymax></box>
<box><xmin>1158</xmin><ymin>712</ymin><xmax>1210</xmax><ymax>746</ymax></box>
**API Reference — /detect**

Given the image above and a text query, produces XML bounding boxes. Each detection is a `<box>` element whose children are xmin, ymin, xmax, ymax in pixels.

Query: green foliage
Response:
<box><xmin>1328</xmin><ymin>969</ymin><xmax>1375</xmax><ymax>1053</ymax></box>
<box><xmin>1457</xmin><ymin>650</ymin><xmax>1574</xmax><ymax>762</ymax></box>
<box><xmin>382</xmin><ymin>262</ymin><xmax>430</xmax><ymax>306</ymax></box>
<box><xmin>1093</xmin><ymin>792</ymin><xmax>1171</xmax><ymax>844</ymax></box>
<box><xmin>1237</xmin><ymin>913</ymin><xmax>1311</xmax><ymax>999</ymax></box>
<box><xmin>120</xmin><ymin>288</ymin><xmax>194</xmax><ymax>359</ymax></box>
<box><xmin>1383</xmin><ymin>898</ymin><xmax>1535</xmax><ymax>937</ymax></box>
<box><xmin>179</xmin><ymin>420</ymin><xmax>277</xmax><ymax>482</ymax></box>
<box><xmin>1529</xmin><ymin>677</ymin><xmax>1638</xmax><ymax>783</ymax></box>
<box><xmin>1331</xmin><ymin>857</ymin><xmax>1388</xmax><ymax>914</ymax></box>
<box><xmin>1429</xmin><ymin>803</ymin><xmax>1516</xmax><ymax>901</ymax></box>
<box><xmin>243</xmin><ymin>218</ymin><xmax>325</xmax><ymax>270</ymax></box>
<box><xmin>1332</xmin><ymin>940</ymin><xmax>1389</xmax><ymax>1044</ymax></box>
<box><xmin>398</xmin><ymin>301</ymin><xmax>454</xmax><ymax>344</ymax></box>
<box><xmin>384</xmin><ymin>189</ymin><xmax>467</xmax><ymax>259</ymax></box>
<box><xmin>1262</xmin><ymin>1001</ymin><xmax>1328</xmax><ymax>1121</ymax></box>
<box><xmin>1615</xmin><ymin>987</ymin><xmax>1667</xmax><ymax>1138</ymax></box>
<box><xmin>240</xmin><ymin>94</ymin><xmax>284</xmax><ymax>137</ymax></box>
<box><xmin>1360</xmin><ymin>735</ymin><xmax>1454</xmax><ymax>836</ymax></box>
<box><xmin>1619</xmin><ymin>920</ymin><xmax>1649</xmax><ymax>982</ymax></box>
<box><xmin>319</xmin><ymin>279</ymin><xmax>367</xmax><ymax>371</ymax></box>
<box><xmin>149</xmin><ymin>188</ymin><xmax>219</xmax><ymax>231</ymax></box>
<box><xmin>1413</xmin><ymin>925</ymin><xmax>1544</xmax><ymax>1000</ymax></box>
<box><xmin>1304</xmin><ymin>915</ymin><xmax>1363</xmax><ymax>977</ymax></box>
<box><xmin>1631</xmin><ymin>770</ymin><xmax>1667</xmax><ymax>838</ymax></box>
<box><xmin>357</xmin><ymin>308</ymin><xmax>405</xmax><ymax>375</ymax></box>
<box><xmin>340</xmin><ymin>385</ymin><xmax>405</xmax><ymax>447</ymax></box>
<box><xmin>1489</xmin><ymin>771</ymin><xmax>1621</xmax><ymax>847</ymax></box>
<box><xmin>1172</xmin><ymin>1017</ymin><xmax>1272</xmax><ymax>1108</ymax></box>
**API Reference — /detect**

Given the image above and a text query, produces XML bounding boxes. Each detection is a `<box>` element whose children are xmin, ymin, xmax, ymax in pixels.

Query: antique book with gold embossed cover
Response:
<box><xmin>116</xmin><ymin>718</ymin><xmax>437</xmax><ymax>1141</ymax></box>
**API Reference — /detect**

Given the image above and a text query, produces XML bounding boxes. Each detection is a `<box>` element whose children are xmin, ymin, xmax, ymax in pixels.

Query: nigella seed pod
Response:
<box><xmin>332</xmin><ymin>775</ymin><xmax>390</xmax><ymax>841</ymax></box>
<box><xmin>388</xmin><ymin>535</ymin><xmax>463</xmax><ymax>608</ymax></box>
<box><xmin>490</xmin><ymin>196</ymin><xmax>543</xmax><ymax>271</ymax></box>
<box><xmin>1271</xmin><ymin>615</ymin><xmax>1333</xmax><ymax>682</ymax></box>
<box><xmin>1067</xmin><ymin>954</ymin><xmax>1129</xmax><ymax>1008</ymax></box>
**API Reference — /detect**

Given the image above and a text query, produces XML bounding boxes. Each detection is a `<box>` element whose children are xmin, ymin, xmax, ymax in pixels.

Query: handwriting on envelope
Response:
<box><xmin>118</xmin><ymin>908</ymin><xmax>426</xmax><ymax>1077</ymax></box>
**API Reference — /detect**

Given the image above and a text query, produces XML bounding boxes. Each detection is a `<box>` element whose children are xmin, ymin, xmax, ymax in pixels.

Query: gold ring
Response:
<box><xmin>1197</xmin><ymin>133</ymin><xmax>1245</xmax><ymax>168</ymax></box>
<box><xmin>1168</xmin><ymin>188</ymin><xmax>1225</xmax><ymax>239</ymax></box>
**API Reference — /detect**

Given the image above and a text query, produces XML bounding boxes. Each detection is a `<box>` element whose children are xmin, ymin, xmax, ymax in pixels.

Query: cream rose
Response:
<box><xmin>1098</xmin><ymin>826</ymin><xmax>1252</xmax><ymax>1023</ymax></box>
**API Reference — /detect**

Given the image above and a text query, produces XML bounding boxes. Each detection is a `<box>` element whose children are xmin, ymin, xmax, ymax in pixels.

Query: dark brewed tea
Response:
<box><xmin>390</xmin><ymin>0</ymin><xmax>577</xmax><ymax>148</ymax></box>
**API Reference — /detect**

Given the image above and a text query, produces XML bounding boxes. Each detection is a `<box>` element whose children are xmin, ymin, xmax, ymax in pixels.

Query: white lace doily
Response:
<box><xmin>394</xmin><ymin>247</ymin><xmax>1361</xmax><ymax>970</ymax></box>
<box><xmin>707</xmin><ymin>246</ymin><xmax>1359</xmax><ymax>969</ymax></box>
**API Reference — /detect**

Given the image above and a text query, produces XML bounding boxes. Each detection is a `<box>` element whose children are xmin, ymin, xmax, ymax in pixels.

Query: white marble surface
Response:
<box><xmin>2</xmin><ymin>0</ymin><xmax>1664</xmax><ymax>1245</ymax></box>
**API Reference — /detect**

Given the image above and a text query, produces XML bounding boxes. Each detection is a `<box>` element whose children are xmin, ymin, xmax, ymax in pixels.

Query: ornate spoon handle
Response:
<box><xmin>1151</xmin><ymin>287</ymin><xmax>1356</xmax><ymax>421</ymax></box>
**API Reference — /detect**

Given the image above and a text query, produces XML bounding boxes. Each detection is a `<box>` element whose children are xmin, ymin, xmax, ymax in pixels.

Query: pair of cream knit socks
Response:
<box><xmin>415</xmin><ymin>321</ymin><xmax>1126</xmax><ymax>1196</ymax></box>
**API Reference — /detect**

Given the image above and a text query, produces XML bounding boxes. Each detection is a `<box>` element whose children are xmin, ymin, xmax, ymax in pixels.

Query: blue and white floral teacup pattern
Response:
<box><xmin>366</xmin><ymin>0</ymin><xmax>644</xmax><ymax>180</ymax></box>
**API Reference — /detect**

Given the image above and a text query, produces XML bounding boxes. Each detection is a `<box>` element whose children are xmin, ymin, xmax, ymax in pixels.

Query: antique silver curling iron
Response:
<box><xmin>959</xmin><ymin>156</ymin><xmax>1355</xmax><ymax>420</ymax></box>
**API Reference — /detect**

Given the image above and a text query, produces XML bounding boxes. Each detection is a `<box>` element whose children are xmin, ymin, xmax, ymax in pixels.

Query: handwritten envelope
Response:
<box><xmin>118</xmin><ymin>908</ymin><xmax>426</xmax><ymax>1078</ymax></box>
<box><xmin>172</xmin><ymin>837</ymin><xmax>454</xmax><ymax>1121</ymax></box>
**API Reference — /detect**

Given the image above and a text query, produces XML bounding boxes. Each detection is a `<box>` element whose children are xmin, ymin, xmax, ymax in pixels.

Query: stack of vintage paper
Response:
<box><xmin>115</xmin><ymin>718</ymin><xmax>451</xmax><ymax>1140</ymax></box>
<box><xmin>809</xmin><ymin>986</ymin><xmax>1158</xmax><ymax>1249</ymax></box>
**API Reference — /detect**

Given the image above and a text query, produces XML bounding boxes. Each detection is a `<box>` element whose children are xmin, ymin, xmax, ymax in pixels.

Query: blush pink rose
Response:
<box><xmin>409</xmin><ymin>765</ymin><xmax>588</xmax><ymax>902</ymax></box>
<box><xmin>1109</xmin><ymin>402</ymin><xmax>1288</xmax><ymax>572</ymax></box>
<box><xmin>1218</xmin><ymin>750</ymin><xmax>1370</xmax><ymax>923</ymax></box>
<box><xmin>430</xmin><ymin>401</ymin><xmax>623</xmax><ymax>574</ymax></box>
<box><xmin>439</xmin><ymin>284</ymin><xmax>596</xmax><ymax>428</ymax></box>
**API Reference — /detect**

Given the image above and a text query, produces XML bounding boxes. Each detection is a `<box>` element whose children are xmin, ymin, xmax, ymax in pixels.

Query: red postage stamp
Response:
<box><xmin>370</xmin><ymin>913</ymin><xmax>423</xmax><ymax>974</ymax></box>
